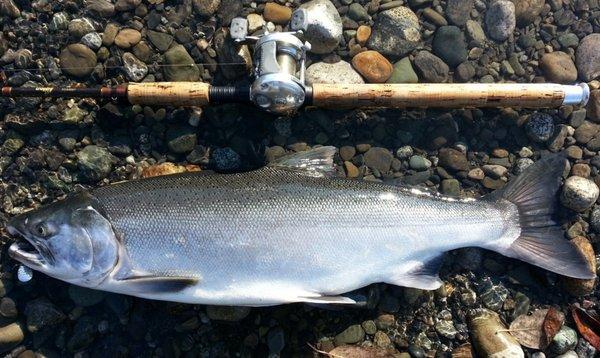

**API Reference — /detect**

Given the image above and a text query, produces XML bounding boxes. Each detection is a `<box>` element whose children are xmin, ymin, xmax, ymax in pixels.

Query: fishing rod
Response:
<box><xmin>0</xmin><ymin>11</ymin><xmax>591</xmax><ymax>115</ymax></box>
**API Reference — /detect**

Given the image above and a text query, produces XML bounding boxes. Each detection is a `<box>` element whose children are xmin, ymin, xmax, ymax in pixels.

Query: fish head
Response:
<box><xmin>6</xmin><ymin>193</ymin><xmax>119</xmax><ymax>285</ymax></box>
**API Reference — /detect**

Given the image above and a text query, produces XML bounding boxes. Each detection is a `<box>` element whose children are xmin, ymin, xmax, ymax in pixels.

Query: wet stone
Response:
<box><xmin>576</xmin><ymin>34</ymin><xmax>600</xmax><ymax>82</ymax></box>
<box><xmin>0</xmin><ymin>323</ymin><xmax>24</xmax><ymax>353</ymax></box>
<box><xmin>193</xmin><ymin>0</ymin><xmax>220</xmax><ymax>17</ymax></box>
<box><xmin>334</xmin><ymin>324</ymin><xmax>365</xmax><ymax>346</ymax></box>
<box><xmin>438</xmin><ymin>148</ymin><xmax>469</xmax><ymax>171</ymax></box>
<box><xmin>441</xmin><ymin>179</ymin><xmax>461</xmax><ymax>196</ymax></box>
<box><xmin>263</xmin><ymin>3</ymin><xmax>292</xmax><ymax>24</ymax></box>
<box><xmin>122</xmin><ymin>52</ymin><xmax>148</xmax><ymax>82</ymax></box>
<box><xmin>525</xmin><ymin>113</ymin><xmax>555</xmax><ymax>143</ymax></box>
<box><xmin>81</xmin><ymin>32</ymin><xmax>102</xmax><ymax>50</ymax></box>
<box><xmin>76</xmin><ymin>145</ymin><xmax>114</xmax><ymax>182</ymax></box>
<box><xmin>298</xmin><ymin>0</ymin><xmax>343</xmax><ymax>54</ymax></box>
<box><xmin>485</xmin><ymin>0</ymin><xmax>516</xmax><ymax>42</ymax></box>
<box><xmin>0</xmin><ymin>298</ymin><xmax>16</xmax><ymax>318</ymax></box>
<box><xmin>367</xmin><ymin>6</ymin><xmax>421</xmax><ymax>57</ymax></box>
<box><xmin>387</xmin><ymin>57</ymin><xmax>418</xmax><ymax>83</ymax></box>
<box><xmin>446</xmin><ymin>0</ymin><xmax>473</xmax><ymax>26</ymax></box>
<box><xmin>413</xmin><ymin>51</ymin><xmax>449</xmax><ymax>83</ymax></box>
<box><xmin>560</xmin><ymin>176</ymin><xmax>599</xmax><ymax>212</ymax></box>
<box><xmin>351</xmin><ymin>50</ymin><xmax>393</xmax><ymax>83</ymax></box>
<box><xmin>24</xmin><ymin>298</ymin><xmax>66</xmax><ymax>333</ymax></box>
<box><xmin>59</xmin><ymin>44</ymin><xmax>97</xmax><ymax>78</ymax></box>
<box><xmin>306</xmin><ymin>61</ymin><xmax>364</xmax><ymax>85</ymax></box>
<box><xmin>147</xmin><ymin>30</ymin><xmax>174</xmax><ymax>52</ymax></box>
<box><xmin>364</xmin><ymin>147</ymin><xmax>393</xmax><ymax>172</ymax></box>
<box><xmin>409</xmin><ymin>155</ymin><xmax>431</xmax><ymax>171</ymax></box>
<box><xmin>540</xmin><ymin>51</ymin><xmax>577</xmax><ymax>84</ymax></box>
<box><xmin>166</xmin><ymin>125</ymin><xmax>197</xmax><ymax>154</ymax></box>
<box><xmin>479</xmin><ymin>280</ymin><xmax>508</xmax><ymax>311</ymax></box>
<box><xmin>435</xmin><ymin>320</ymin><xmax>458</xmax><ymax>339</ymax></box>
<box><xmin>550</xmin><ymin>326</ymin><xmax>578</xmax><ymax>355</ymax></box>
<box><xmin>432</xmin><ymin>26</ymin><xmax>467</xmax><ymax>67</ymax></box>
<box><xmin>361</xmin><ymin>320</ymin><xmax>377</xmax><ymax>335</ymax></box>
<box><xmin>67</xmin><ymin>316</ymin><xmax>96</xmax><ymax>352</ymax></box>
<box><xmin>163</xmin><ymin>45</ymin><xmax>200</xmax><ymax>81</ymax></box>
<box><xmin>340</xmin><ymin>146</ymin><xmax>356</xmax><ymax>161</ymax></box>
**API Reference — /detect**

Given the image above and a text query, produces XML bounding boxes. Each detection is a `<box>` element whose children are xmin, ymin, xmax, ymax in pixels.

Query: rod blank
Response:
<box><xmin>310</xmin><ymin>83</ymin><xmax>590</xmax><ymax>109</ymax></box>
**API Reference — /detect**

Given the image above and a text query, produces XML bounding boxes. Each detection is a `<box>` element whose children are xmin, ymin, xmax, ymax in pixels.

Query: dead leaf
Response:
<box><xmin>508</xmin><ymin>309</ymin><xmax>549</xmax><ymax>349</ymax></box>
<box><xmin>572</xmin><ymin>306</ymin><xmax>600</xmax><ymax>349</ymax></box>
<box><xmin>452</xmin><ymin>343</ymin><xmax>474</xmax><ymax>358</ymax></box>
<box><xmin>542</xmin><ymin>307</ymin><xmax>564</xmax><ymax>346</ymax></box>
<box><xmin>318</xmin><ymin>345</ymin><xmax>402</xmax><ymax>358</ymax></box>
<box><xmin>141</xmin><ymin>162</ymin><xmax>200</xmax><ymax>178</ymax></box>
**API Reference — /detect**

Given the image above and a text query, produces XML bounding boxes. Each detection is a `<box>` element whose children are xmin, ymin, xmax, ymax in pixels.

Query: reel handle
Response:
<box><xmin>310</xmin><ymin>83</ymin><xmax>590</xmax><ymax>109</ymax></box>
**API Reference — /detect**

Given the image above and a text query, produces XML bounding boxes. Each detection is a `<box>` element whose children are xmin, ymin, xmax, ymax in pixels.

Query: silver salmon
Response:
<box><xmin>6</xmin><ymin>147</ymin><xmax>594</xmax><ymax>306</ymax></box>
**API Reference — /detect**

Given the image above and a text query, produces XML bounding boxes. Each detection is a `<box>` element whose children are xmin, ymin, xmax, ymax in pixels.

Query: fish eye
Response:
<box><xmin>34</xmin><ymin>223</ymin><xmax>53</xmax><ymax>238</ymax></box>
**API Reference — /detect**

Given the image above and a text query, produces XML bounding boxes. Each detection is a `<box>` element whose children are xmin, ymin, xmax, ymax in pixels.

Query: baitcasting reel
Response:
<box><xmin>230</xmin><ymin>11</ymin><xmax>312</xmax><ymax>114</ymax></box>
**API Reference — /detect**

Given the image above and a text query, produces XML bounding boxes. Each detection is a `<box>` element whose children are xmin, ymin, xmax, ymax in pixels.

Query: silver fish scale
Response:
<box><xmin>93</xmin><ymin>168</ymin><xmax>510</xmax><ymax>297</ymax></box>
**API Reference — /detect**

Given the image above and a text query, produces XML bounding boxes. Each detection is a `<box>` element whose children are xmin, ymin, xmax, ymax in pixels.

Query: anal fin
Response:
<box><xmin>300</xmin><ymin>293</ymin><xmax>366</xmax><ymax>307</ymax></box>
<box><xmin>385</xmin><ymin>255</ymin><xmax>444</xmax><ymax>290</ymax></box>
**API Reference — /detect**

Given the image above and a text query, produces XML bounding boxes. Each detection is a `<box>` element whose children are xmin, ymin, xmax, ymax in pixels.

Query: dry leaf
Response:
<box><xmin>509</xmin><ymin>309</ymin><xmax>549</xmax><ymax>349</ymax></box>
<box><xmin>141</xmin><ymin>162</ymin><xmax>201</xmax><ymax>178</ymax></box>
<box><xmin>572</xmin><ymin>306</ymin><xmax>600</xmax><ymax>349</ymax></box>
<box><xmin>323</xmin><ymin>345</ymin><xmax>402</xmax><ymax>358</ymax></box>
<box><xmin>542</xmin><ymin>307</ymin><xmax>564</xmax><ymax>346</ymax></box>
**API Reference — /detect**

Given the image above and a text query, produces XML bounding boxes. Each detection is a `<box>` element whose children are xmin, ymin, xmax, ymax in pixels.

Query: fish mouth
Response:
<box><xmin>7</xmin><ymin>225</ymin><xmax>46</xmax><ymax>268</ymax></box>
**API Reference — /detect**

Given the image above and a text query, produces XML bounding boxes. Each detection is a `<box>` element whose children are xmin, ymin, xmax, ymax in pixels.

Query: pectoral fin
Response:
<box><xmin>121</xmin><ymin>275</ymin><xmax>199</xmax><ymax>293</ymax></box>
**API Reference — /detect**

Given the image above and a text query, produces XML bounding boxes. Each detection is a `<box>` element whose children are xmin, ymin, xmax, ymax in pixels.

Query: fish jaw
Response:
<box><xmin>7</xmin><ymin>224</ymin><xmax>47</xmax><ymax>269</ymax></box>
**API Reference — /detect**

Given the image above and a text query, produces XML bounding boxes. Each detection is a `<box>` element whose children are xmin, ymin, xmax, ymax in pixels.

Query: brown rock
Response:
<box><xmin>344</xmin><ymin>161</ymin><xmax>360</xmax><ymax>178</ymax></box>
<box><xmin>59</xmin><ymin>44</ymin><xmax>97</xmax><ymax>78</ymax></box>
<box><xmin>102</xmin><ymin>23</ymin><xmax>119</xmax><ymax>46</ymax></box>
<box><xmin>263</xmin><ymin>3</ymin><xmax>292</xmax><ymax>24</ymax></box>
<box><xmin>356</xmin><ymin>25</ymin><xmax>371</xmax><ymax>46</ymax></box>
<box><xmin>561</xmin><ymin>236</ymin><xmax>596</xmax><ymax>296</ymax></box>
<box><xmin>0</xmin><ymin>322</ymin><xmax>24</xmax><ymax>353</ymax></box>
<box><xmin>540</xmin><ymin>51</ymin><xmax>577</xmax><ymax>84</ymax></box>
<box><xmin>141</xmin><ymin>162</ymin><xmax>201</xmax><ymax>178</ymax></box>
<box><xmin>468</xmin><ymin>168</ymin><xmax>485</xmax><ymax>180</ymax></box>
<box><xmin>438</xmin><ymin>148</ymin><xmax>469</xmax><ymax>171</ymax></box>
<box><xmin>351</xmin><ymin>50</ymin><xmax>393</xmax><ymax>83</ymax></box>
<box><xmin>571</xmin><ymin>163</ymin><xmax>591</xmax><ymax>178</ymax></box>
<box><xmin>114</xmin><ymin>28</ymin><xmax>142</xmax><ymax>49</ymax></box>
<box><xmin>588</xmin><ymin>90</ymin><xmax>600</xmax><ymax>123</ymax></box>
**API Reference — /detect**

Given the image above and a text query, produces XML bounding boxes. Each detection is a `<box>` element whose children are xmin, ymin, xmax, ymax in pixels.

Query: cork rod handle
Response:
<box><xmin>127</xmin><ymin>82</ymin><xmax>210</xmax><ymax>107</ymax></box>
<box><xmin>311</xmin><ymin>83</ymin><xmax>589</xmax><ymax>109</ymax></box>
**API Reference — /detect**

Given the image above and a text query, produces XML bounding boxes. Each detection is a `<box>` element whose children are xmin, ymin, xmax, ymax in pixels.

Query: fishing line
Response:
<box><xmin>0</xmin><ymin>61</ymin><xmax>251</xmax><ymax>74</ymax></box>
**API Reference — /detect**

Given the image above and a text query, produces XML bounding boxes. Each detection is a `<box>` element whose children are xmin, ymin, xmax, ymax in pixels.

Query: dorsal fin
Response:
<box><xmin>268</xmin><ymin>146</ymin><xmax>337</xmax><ymax>177</ymax></box>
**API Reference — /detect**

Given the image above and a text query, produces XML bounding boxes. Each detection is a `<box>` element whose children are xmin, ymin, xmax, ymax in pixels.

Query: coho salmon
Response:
<box><xmin>6</xmin><ymin>147</ymin><xmax>594</xmax><ymax>306</ymax></box>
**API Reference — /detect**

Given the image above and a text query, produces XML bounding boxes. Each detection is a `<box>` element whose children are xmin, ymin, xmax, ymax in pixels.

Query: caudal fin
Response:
<box><xmin>488</xmin><ymin>153</ymin><xmax>595</xmax><ymax>279</ymax></box>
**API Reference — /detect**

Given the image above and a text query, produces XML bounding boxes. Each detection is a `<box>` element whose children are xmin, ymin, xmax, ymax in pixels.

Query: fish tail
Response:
<box><xmin>485</xmin><ymin>153</ymin><xmax>595</xmax><ymax>279</ymax></box>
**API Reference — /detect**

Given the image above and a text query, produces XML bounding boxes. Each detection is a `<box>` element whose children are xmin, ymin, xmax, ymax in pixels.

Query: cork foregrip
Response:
<box><xmin>127</xmin><ymin>82</ymin><xmax>210</xmax><ymax>107</ymax></box>
<box><xmin>311</xmin><ymin>83</ymin><xmax>566</xmax><ymax>108</ymax></box>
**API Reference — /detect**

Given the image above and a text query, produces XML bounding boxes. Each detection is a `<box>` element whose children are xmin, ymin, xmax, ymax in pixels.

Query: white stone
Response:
<box><xmin>561</xmin><ymin>176</ymin><xmax>600</xmax><ymax>212</ymax></box>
